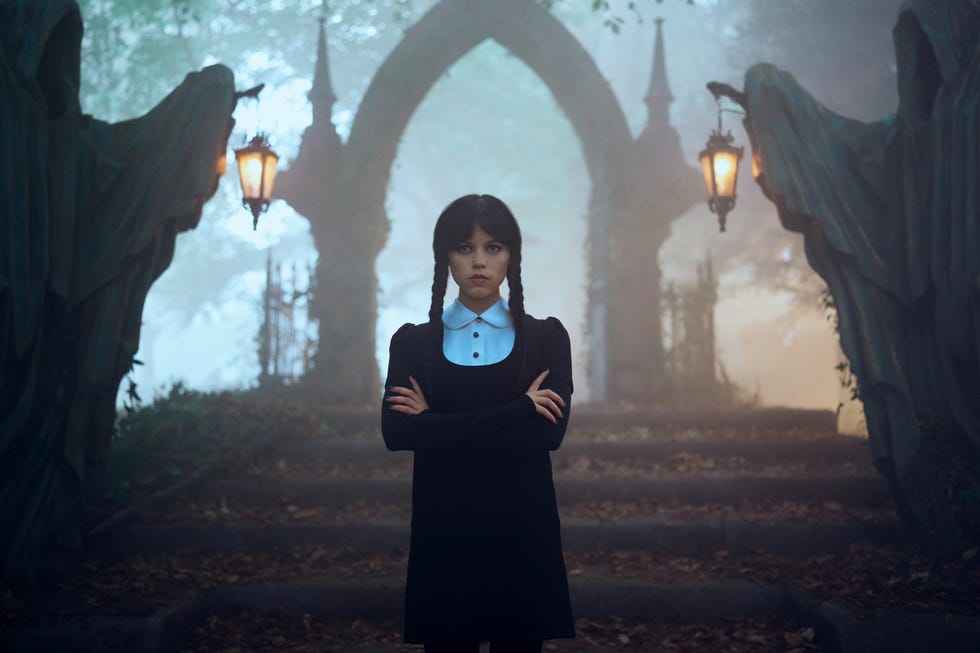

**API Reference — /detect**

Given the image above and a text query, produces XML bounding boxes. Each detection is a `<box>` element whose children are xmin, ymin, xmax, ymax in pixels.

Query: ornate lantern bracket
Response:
<box><xmin>698</xmin><ymin>82</ymin><xmax>761</xmax><ymax>231</ymax></box>
<box><xmin>698</xmin><ymin>96</ymin><xmax>745</xmax><ymax>233</ymax></box>
<box><xmin>232</xmin><ymin>84</ymin><xmax>279</xmax><ymax>230</ymax></box>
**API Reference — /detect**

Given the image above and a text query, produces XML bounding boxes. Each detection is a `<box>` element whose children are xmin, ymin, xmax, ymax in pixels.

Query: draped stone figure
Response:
<box><xmin>0</xmin><ymin>0</ymin><xmax>236</xmax><ymax>580</ymax></box>
<box><xmin>721</xmin><ymin>0</ymin><xmax>978</xmax><ymax>555</ymax></box>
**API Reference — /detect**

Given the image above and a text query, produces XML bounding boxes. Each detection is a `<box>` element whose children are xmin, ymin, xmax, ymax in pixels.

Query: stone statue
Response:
<box><xmin>0</xmin><ymin>0</ymin><xmax>236</xmax><ymax>580</ymax></box>
<box><xmin>713</xmin><ymin>0</ymin><xmax>979</xmax><ymax>555</ymax></box>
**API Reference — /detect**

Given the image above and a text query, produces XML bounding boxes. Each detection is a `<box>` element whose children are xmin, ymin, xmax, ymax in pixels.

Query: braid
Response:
<box><xmin>507</xmin><ymin>258</ymin><xmax>529</xmax><ymax>385</ymax></box>
<box><xmin>423</xmin><ymin>258</ymin><xmax>449</xmax><ymax>403</ymax></box>
<box><xmin>428</xmin><ymin>258</ymin><xmax>449</xmax><ymax>324</ymax></box>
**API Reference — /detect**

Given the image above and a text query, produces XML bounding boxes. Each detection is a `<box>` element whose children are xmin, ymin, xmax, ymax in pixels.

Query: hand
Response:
<box><xmin>385</xmin><ymin>375</ymin><xmax>430</xmax><ymax>415</ymax></box>
<box><xmin>526</xmin><ymin>369</ymin><xmax>565</xmax><ymax>424</ymax></box>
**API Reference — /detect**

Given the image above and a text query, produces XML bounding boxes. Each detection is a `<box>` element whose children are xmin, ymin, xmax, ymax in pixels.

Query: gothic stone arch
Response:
<box><xmin>300</xmin><ymin>0</ymin><xmax>648</xmax><ymax>404</ymax></box>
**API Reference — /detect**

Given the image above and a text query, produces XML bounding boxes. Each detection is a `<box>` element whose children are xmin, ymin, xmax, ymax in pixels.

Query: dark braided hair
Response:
<box><xmin>421</xmin><ymin>194</ymin><xmax>528</xmax><ymax>403</ymax></box>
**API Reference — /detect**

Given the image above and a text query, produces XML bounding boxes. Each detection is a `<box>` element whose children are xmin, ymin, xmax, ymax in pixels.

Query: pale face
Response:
<box><xmin>448</xmin><ymin>224</ymin><xmax>510</xmax><ymax>314</ymax></box>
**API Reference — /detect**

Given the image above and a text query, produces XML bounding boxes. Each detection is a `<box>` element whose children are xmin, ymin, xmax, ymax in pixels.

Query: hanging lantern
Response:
<box><xmin>698</xmin><ymin>118</ymin><xmax>744</xmax><ymax>233</ymax></box>
<box><xmin>235</xmin><ymin>133</ymin><xmax>279</xmax><ymax>230</ymax></box>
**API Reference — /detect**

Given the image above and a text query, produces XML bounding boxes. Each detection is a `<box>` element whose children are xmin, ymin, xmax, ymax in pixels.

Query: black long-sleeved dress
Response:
<box><xmin>381</xmin><ymin>314</ymin><xmax>575</xmax><ymax>644</ymax></box>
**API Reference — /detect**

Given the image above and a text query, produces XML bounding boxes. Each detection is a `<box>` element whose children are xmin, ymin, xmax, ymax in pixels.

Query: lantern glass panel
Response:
<box><xmin>261</xmin><ymin>152</ymin><xmax>279</xmax><ymax>202</ymax></box>
<box><xmin>237</xmin><ymin>150</ymin><xmax>264</xmax><ymax>201</ymax></box>
<box><xmin>712</xmin><ymin>149</ymin><xmax>740</xmax><ymax>199</ymax></box>
<box><xmin>699</xmin><ymin>151</ymin><xmax>716</xmax><ymax>201</ymax></box>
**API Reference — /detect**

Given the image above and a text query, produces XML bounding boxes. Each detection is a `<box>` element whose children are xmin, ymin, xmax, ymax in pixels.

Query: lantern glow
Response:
<box><xmin>234</xmin><ymin>133</ymin><xmax>279</xmax><ymax>230</ymax></box>
<box><xmin>698</xmin><ymin>127</ymin><xmax>743</xmax><ymax>233</ymax></box>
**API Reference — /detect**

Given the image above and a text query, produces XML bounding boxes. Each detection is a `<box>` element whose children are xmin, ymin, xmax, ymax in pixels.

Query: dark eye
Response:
<box><xmin>487</xmin><ymin>243</ymin><xmax>505</xmax><ymax>253</ymax></box>
<box><xmin>455</xmin><ymin>243</ymin><xmax>472</xmax><ymax>253</ymax></box>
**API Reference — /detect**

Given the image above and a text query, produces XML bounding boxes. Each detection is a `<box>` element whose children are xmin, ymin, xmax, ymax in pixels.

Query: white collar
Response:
<box><xmin>442</xmin><ymin>297</ymin><xmax>512</xmax><ymax>329</ymax></box>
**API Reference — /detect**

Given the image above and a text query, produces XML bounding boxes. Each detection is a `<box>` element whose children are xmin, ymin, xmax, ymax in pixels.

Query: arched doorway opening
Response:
<box><xmin>315</xmin><ymin>0</ymin><xmax>632</xmax><ymax>403</ymax></box>
<box><xmin>376</xmin><ymin>38</ymin><xmax>593</xmax><ymax>397</ymax></box>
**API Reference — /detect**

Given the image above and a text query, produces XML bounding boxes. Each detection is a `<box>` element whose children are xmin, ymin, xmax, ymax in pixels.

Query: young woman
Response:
<box><xmin>381</xmin><ymin>194</ymin><xmax>575</xmax><ymax>653</ymax></box>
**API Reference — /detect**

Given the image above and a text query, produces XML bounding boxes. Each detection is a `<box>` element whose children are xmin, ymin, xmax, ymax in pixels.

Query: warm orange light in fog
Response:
<box><xmin>236</xmin><ymin>145</ymin><xmax>278</xmax><ymax>203</ymax></box>
<box><xmin>234</xmin><ymin>134</ymin><xmax>279</xmax><ymax>229</ymax></box>
<box><xmin>698</xmin><ymin>128</ymin><xmax>743</xmax><ymax>232</ymax></box>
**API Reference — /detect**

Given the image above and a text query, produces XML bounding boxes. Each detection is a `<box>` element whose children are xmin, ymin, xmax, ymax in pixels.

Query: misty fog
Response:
<box><xmin>85</xmin><ymin>0</ymin><xmax>903</xmax><ymax>410</ymax></box>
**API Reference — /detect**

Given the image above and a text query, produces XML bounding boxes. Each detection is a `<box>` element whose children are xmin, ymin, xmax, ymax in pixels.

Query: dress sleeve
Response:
<box><xmin>465</xmin><ymin>316</ymin><xmax>574</xmax><ymax>453</ymax></box>
<box><xmin>380</xmin><ymin>323</ymin><xmax>537</xmax><ymax>452</ymax></box>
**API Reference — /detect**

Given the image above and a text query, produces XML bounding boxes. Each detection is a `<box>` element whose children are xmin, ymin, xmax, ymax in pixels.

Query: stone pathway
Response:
<box><xmin>4</xmin><ymin>408</ymin><xmax>979</xmax><ymax>652</ymax></box>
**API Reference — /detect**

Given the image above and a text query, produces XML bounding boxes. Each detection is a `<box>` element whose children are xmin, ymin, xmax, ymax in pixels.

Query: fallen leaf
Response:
<box><xmin>784</xmin><ymin>631</ymin><xmax>805</xmax><ymax>646</ymax></box>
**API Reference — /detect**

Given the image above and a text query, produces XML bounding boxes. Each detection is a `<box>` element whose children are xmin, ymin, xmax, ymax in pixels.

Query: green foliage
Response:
<box><xmin>77</xmin><ymin>0</ymin><xmax>418</xmax><ymax>122</ymax></box>
<box><xmin>822</xmin><ymin>287</ymin><xmax>862</xmax><ymax>414</ymax></box>
<box><xmin>835</xmin><ymin>360</ymin><xmax>861</xmax><ymax>402</ymax></box>
<box><xmin>84</xmin><ymin>382</ymin><xmax>330</xmax><ymax>516</ymax></box>
<box><xmin>121</xmin><ymin>357</ymin><xmax>144</xmax><ymax>414</ymax></box>
<box><xmin>537</xmin><ymin>0</ymin><xmax>692</xmax><ymax>32</ymax></box>
<box><xmin>87</xmin><ymin>382</ymin><xmax>225</xmax><ymax>509</ymax></box>
<box><xmin>657</xmin><ymin>361</ymin><xmax>759</xmax><ymax>411</ymax></box>
<box><xmin>820</xmin><ymin>286</ymin><xmax>839</xmax><ymax>330</ymax></box>
<box><xmin>575</xmin><ymin>0</ymin><xmax>693</xmax><ymax>33</ymax></box>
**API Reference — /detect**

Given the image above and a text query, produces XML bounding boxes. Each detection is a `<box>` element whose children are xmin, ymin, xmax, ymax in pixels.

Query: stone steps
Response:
<box><xmin>309</xmin><ymin>407</ymin><xmax>837</xmax><ymax>433</ymax></box>
<box><xmin>7</xmin><ymin>576</ymin><xmax>980</xmax><ymax>653</ymax></box>
<box><xmin>15</xmin><ymin>408</ymin><xmax>955</xmax><ymax>653</ymax></box>
<box><xmin>178</xmin><ymin>475</ymin><xmax>892</xmax><ymax>507</ymax></box>
<box><xmin>87</xmin><ymin>519</ymin><xmax>903</xmax><ymax>559</ymax></box>
<box><xmin>271</xmin><ymin>435</ymin><xmax>872</xmax><ymax>465</ymax></box>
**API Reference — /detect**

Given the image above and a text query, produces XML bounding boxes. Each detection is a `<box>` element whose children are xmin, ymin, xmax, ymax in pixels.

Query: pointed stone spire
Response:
<box><xmin>276</xmin><ymin>2</ymin><xmax>343</xmax><ymax>213</ymax></box>
<box><xmin>309</xmin><ymin>4</ymin><xmax>337</xmax><ymax>126</ymax></box>
<box><xmin>643</xmin><ymin>17</ymin><xmax>673</xmax><ymax>126</ymax></box>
